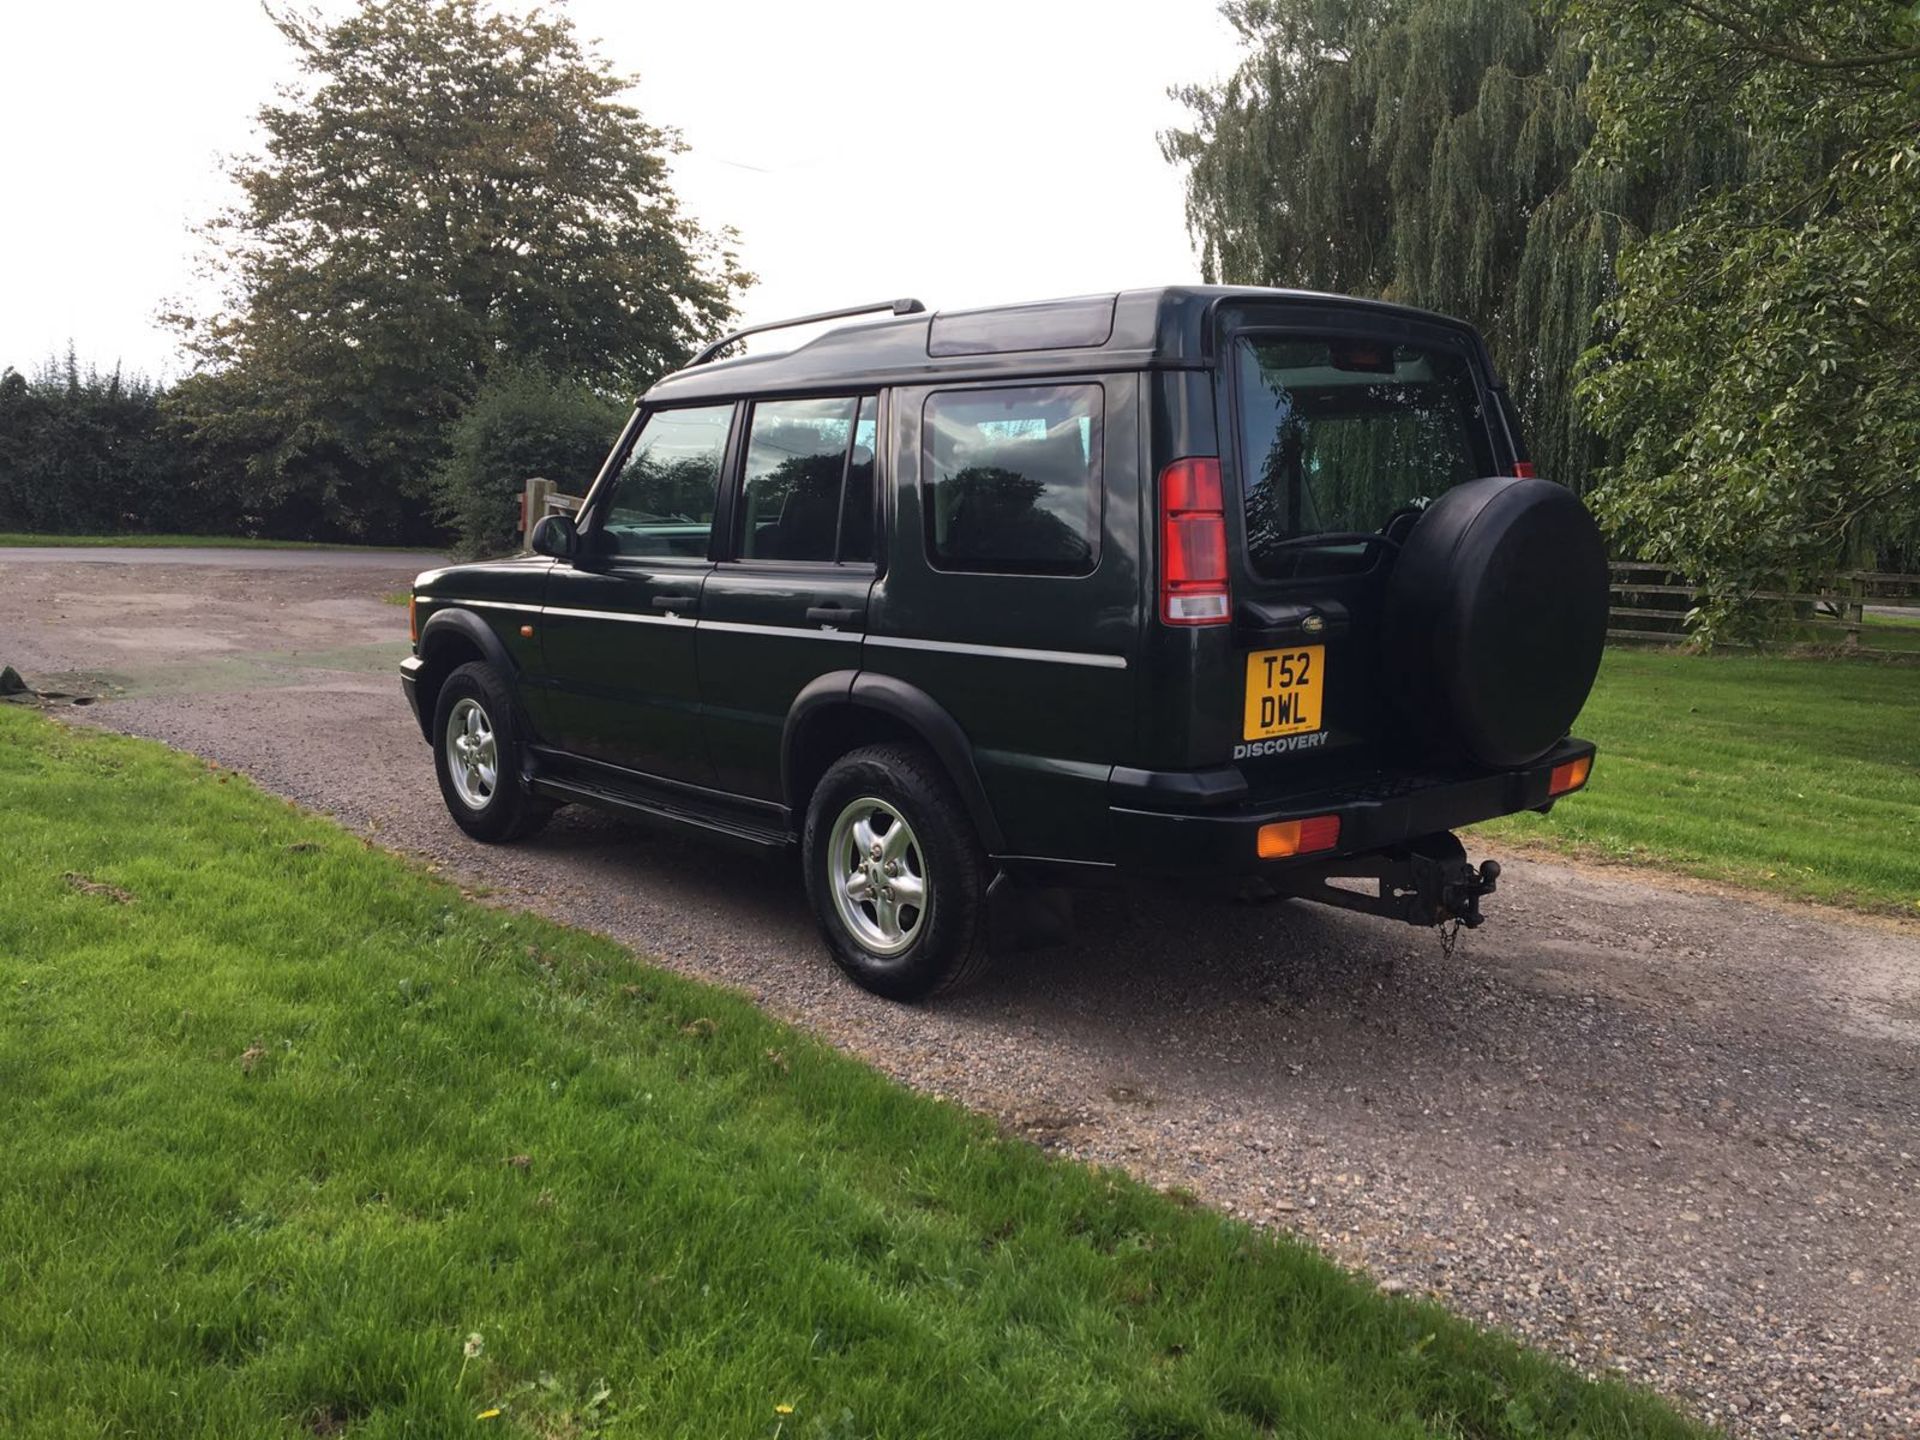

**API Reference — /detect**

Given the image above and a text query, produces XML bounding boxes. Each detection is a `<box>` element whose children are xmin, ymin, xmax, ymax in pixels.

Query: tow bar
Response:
<box><xmin>1270</xmin><ymin>831</ymin><xmax>1501</xmax><ymax>929</ymax></box>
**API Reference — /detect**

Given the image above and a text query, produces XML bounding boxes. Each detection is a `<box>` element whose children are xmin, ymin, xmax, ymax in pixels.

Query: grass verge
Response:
<box><xmin>1478</xmin><ymin>648</ymin><xmax>1920</xmax><ymax>913</ymax></box>
<box><xmin>0</xmin><ymin>707</ymin><xmax>1700</xmax><ymax>1439</ymax></box>
<box><xmin>0</xmin><ymin>532</ymin><xmax>425</xmax><ymax>551</ymax></box>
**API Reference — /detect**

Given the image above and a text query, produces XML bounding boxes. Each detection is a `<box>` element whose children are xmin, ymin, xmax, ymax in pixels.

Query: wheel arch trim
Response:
<box><xmin>410</xmin><ymin>607</ymin><xmax>520</xmax><ymax>741</ymax></box>
<box><xmin>781</xmin><ymin>670</ymin><xmax>1007</xmax><ymax>854</ymax></box>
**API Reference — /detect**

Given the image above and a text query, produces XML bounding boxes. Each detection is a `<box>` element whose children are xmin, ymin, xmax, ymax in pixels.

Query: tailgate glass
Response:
<box><xmin>1231</xmin><ymin>334</ymin><xmax>1495</xmax><ymax>578</ymax></box>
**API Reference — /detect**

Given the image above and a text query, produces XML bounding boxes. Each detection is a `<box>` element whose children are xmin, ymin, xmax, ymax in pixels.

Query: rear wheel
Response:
<box><xmin>802</xmin><ymin>743</ymin><xmax>991</xmax><ymax>1000</ymax></box>
<box><xmin>431</xmin><ymin>661</ymin><xmax>552</xmax><ymax>842</ymax></box>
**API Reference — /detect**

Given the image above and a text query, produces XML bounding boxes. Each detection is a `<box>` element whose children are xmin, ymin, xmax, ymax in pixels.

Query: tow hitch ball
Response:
<box><xmin>1271</xmin><ymin>830</ymin><xmax>1502</xmax><ymax>929</ymax></box>
<box><xmin>1438</xmin><ymin>853</ymin><xmax>1501</xmax><ymax>928</ymax></box>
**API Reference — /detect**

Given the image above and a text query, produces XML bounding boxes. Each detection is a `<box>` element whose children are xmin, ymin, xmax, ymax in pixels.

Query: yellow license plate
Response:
<box><xmin>1243</xmin><ymin>646</ymin><xmax>1325</xmax><ymax>741</ymax></box>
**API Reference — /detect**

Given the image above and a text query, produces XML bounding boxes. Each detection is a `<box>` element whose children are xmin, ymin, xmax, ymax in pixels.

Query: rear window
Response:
<box><xmin>1232</xmin><ymin>334</ymin><xmax>1494</xmax><ymax>577</ymax></box>
<box><xmin>923</xmin><ymin>384</ymin><xmax>1101</xmax><ymax>575</ymax></box>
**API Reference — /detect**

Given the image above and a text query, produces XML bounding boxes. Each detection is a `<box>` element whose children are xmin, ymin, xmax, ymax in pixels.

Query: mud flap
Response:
<box><xmin>1268</xmin><ymin>831</ymin><xmax>1500</xmax><ymax>928</ymax></box>
<box><xmin>986</xmin><ymin>871</ymin><xmax>1075</xmax><ymax>953</ymax></box>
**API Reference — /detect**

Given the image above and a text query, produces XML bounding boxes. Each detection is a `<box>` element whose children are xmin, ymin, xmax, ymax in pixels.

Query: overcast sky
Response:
<box><xmin>0</xmin><ymin>0</ymin><xmax>1244</xmax><ymax>381</ymax></box>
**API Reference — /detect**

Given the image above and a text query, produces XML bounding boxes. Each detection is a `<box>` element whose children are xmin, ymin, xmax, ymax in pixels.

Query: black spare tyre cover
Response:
<box><xmin>1381</xmin><ymin>476</ymin><xmax>1608</xmax><ymax>768</ymax></box>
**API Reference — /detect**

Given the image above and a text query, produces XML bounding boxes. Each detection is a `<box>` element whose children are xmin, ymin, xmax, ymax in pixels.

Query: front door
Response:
<box><xmin>698</xmin><ymin>394</ymin><xmax>882</xmax><ymax>799</ymax></box>
<box><xmin>539</xmin><ymin>402</ymin><xmax>736</xmax><ymax>784</ymax></box>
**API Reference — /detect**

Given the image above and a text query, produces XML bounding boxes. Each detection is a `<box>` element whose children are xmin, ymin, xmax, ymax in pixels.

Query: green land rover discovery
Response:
<box><xmin>402</xmin><ymin>287</ymin><xmax>1608</xmax><ymax>999</ymax></box>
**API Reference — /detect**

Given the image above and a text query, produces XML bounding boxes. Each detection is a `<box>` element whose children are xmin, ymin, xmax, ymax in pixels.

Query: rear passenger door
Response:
<box><xmin>866</xmin><ymin>379</ymin><xmax>1141</xmax><ymax>861</ymax></box>
<box><xmin>696</xmin><ymin>394</ymin><xmax>882</xmax><ymax>800</ymax></box>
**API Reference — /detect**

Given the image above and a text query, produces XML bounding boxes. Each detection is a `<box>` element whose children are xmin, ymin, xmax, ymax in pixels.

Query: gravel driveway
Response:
<box><xmin>6</xmin><ymin>549</ymin><xmax>1918</xmax><ymax>1437</ymax></box>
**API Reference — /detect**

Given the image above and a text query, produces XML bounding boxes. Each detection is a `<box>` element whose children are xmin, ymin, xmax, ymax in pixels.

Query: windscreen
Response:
<box><xmin>1233</xmin><ymin>334</ymin><xmax>1495</xmax><ymax>576</ymax></box>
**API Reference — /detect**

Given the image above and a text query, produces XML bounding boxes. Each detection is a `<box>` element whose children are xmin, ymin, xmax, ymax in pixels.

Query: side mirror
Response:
<box><xmin>529</xmin><ymin>513</ymin><xmax>579</xmax><ymax>560</ymax></box>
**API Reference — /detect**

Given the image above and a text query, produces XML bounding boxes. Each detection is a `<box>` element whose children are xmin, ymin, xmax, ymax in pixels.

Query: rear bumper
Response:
<box><xmin>1107</xmin><ymin>737</ymin><xmax>1593</xmax><ymax>876</ymax></box>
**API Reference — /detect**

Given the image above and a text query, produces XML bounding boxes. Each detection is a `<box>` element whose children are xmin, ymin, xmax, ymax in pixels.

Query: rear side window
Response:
<box><xmin>599</xmin><ymin>404</ymin><xmax>733</xmax><ymax>558</ymax></box>
<box><xmin>1232</xmin><ymin>335</ymin><xmax>1494</xmax><ymax>576</ymax></box>
<box><xmin>923</xmin><ymin>384</ymin><xmax>1101</xmax><ymax>575</ymax></box>
<box><xmin>737</xmin><ymin>395</ymin><xmax>878</xmax><ymax>564</ymax></box>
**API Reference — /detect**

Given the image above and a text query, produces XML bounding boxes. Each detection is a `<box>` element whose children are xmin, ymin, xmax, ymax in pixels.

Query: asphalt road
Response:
<box><xmin>5</xmin><ymin>548</ymin><xmax>1918</xmax><ymax>1437</ymax></box>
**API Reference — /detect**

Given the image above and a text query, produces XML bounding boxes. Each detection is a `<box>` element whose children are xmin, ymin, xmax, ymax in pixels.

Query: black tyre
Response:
<box><xmin>430</xmin><ymin>660</ymin><xmax>553</xmax><ymax>843</ymax></box>
<box><xmin>801</xmin><ymin>742</ymin><xmax>992</xmax><ymax>1001</ymax></box>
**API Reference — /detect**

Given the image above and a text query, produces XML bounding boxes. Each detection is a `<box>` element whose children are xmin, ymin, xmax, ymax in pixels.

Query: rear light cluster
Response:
<box><xmin>1160</xmin><ymin>457</ymin><xmax>1231</xmax><ymax>625</ymax></box>
<box><xmin>1512</xmin><ymin>461</ymin><xmax>1536</xmax><ymax>478</ymax></box>
<box><xmin>1257</xmin><ymin>814</ymin><xmax>1341</xmax><ymax>859</ymax></box>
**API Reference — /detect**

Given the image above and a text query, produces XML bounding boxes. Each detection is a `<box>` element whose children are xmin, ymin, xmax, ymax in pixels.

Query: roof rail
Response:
<box><xmin>687</xmin><ymin>298</ymin><xmax>927</xmax><ymax>368</ymax></box>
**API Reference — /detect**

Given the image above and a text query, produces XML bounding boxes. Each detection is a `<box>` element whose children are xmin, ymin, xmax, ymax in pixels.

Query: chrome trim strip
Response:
<box><xmin>698</xmin><ymin>619</ymin><xmax>861</xmax><ymax>642</ymax></box>
<box><xmin>415</xmin><ymin>597</ymin><xmax>538</xmax><ymax>613</ymax></box>
<box><xmin>416</xmin><ymin>605</ymin><xmax>1122</xmax><ymax>663</ymax></box>
<box><xmin>541</xmin><ymin>604</ymin><xmax>696</xmax><ymax>627</ymax></box>
<box><xmin>866</xmin><ymin>635</ymin><xmax>1127</xmax><ymax>670</ymax></box>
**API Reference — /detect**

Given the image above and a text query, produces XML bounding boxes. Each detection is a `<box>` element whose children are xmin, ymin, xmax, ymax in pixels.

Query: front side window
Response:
<box><xmin>599</xmin><ymin>404</ymin><xmax>733</xmax><ymax>558</ymax></box>
<box><xmin>1233</xmin><ymin>334</ymin><xmax>1495</xmax><ymax>576</ymax></box>
<box><xmin>737</xmin><ymin>395</ymin><xmax>878</xmax><ymax>563</ymax></box>
<box><xmin>923</xmin><ymin>384</ymin><xmax>1101</xmax><ymax>575</ymax></box>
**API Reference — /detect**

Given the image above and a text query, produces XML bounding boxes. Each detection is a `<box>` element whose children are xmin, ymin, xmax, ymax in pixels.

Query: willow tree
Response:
<box><xmin>1162</xmin><ymin>0</ymin><xmax>1727</xmax><ymax>495</ymax></box>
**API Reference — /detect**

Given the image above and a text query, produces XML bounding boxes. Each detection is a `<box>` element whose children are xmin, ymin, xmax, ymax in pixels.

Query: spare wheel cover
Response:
<box><xmin>1382</xmin><ymin>476</ymin><xmax>1608</xmax><ymax>768</ymax></box>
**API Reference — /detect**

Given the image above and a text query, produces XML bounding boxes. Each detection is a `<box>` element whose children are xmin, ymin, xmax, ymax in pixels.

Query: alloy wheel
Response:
<box><xmin>445</xmin><ymin>696</ymin><xmax>498</xmax><ymax>809</ymax></box>
<box><xmin>827</xmin><ymin>797</ymin><xmax>929</xmax><ymax>956</ymax></box>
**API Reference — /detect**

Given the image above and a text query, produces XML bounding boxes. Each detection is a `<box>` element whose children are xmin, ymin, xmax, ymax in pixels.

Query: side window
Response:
<box><xmin>839</xmin><ymin>396</ymin><xmax>879</xmax><ymax>563</ymax></box>
<box><xmin>736</xmin><ymin>394</ymin><xmax>879</xmax><ymax>564</ymax></box>
<box><xmin>599</xmin><ymin>404</ymin><xmax>732</xmax><ymax>558</ymax></box>
<box><xmin>923</xmin><ymin>384</ymin><xmax>1101</xmax><ymax>575</ymax></box>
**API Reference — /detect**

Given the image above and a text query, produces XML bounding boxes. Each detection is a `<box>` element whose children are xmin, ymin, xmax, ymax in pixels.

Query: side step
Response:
<box><xmin>526</xmin><ymin>754</ymin><xmax>792</xmax><ymax>851</ymax></box>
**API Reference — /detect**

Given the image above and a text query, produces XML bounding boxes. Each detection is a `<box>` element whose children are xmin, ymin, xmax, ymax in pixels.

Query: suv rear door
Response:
<box><xmin>866</xmin><ymin>376</ymin><xmax>1141</xmax><ymax>861</ymax></box>
<box><xmin>696</xmin><ymin>393</ymin><xmax>882</xmax><ymax>799</ymax></box>
<box><xmin>1148</xmin><ymin>302</ymin><xmax>1517</xmax><ymax>788</ymax></box>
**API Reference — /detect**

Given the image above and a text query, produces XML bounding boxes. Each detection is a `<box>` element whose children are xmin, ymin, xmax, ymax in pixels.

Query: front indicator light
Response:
<box><xmin>1257</xmin><ymin>814</ymin><xmax>1341</xmax><ymax>859</ymax></box>
<box><xmin>408</xmin><ymin>594</ymin><xmax>419</xmax><ymax>644</ymax></box>
<box><xmin>1549</xmin><ymin>755</ymin><xmax>1593</xmax><ymax>796</ymax></box>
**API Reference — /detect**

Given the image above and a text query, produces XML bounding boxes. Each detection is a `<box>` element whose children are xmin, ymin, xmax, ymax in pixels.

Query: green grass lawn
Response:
<box><xmin>0</xmin><ymin>532</ymin><xmax>427</xmax><ymax>551</ymax></box>
<box><xmin>0</xmin><ymin>708</ymin><xmax>1698</xmax><ymax>1440</ymax></box>
<box><xmin>1478</xmin><ymin>648</ymin><xmax>1920</xmax><ymax>913</ymax></box>
<box><xmin>1794</xmin><ymin>612</ymin><xmax>1920</xmax><ymax>654</ymax></box>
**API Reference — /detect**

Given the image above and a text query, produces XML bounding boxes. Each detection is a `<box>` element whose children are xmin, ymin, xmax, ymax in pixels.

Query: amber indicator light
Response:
<box><xmin>1256</xmin><ymin>814</ymin><xmax>1342</xmax><ymax>859</ymax></box>
<box><xmin>1548</xmin><ymin>755</ymin><xmax>1592</xmax><ymax>796</ymax></box>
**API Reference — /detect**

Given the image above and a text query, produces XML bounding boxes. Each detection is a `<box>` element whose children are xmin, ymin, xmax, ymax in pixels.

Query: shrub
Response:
<box><xmin>432</xmin><ymin>367</ymin><xmax>627</xmax><ymax>556</ymax></box>
<box><xmin>0</xmin><ymin>355</ymin><xmax>224</xmax><ymax>535</ymax></box>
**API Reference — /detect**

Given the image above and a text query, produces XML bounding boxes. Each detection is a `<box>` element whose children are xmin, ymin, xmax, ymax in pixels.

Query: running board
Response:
<box><xmin>1266</xmin><ymin>831</ymin><xmax>1500</xmax><ymax>928</ymax></box>
<box><xmin>525</xmin><ymin>764</ymin><xmax>792</xmax><ymax>851</ymax></box>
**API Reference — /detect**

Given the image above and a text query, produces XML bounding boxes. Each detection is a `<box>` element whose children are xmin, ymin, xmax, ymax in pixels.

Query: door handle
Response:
<box><xmin>806</xmin><ymin>604</ymin><xmax>866</xmax><ymax>630</ymax></box>
<box><xmin>651</xmin><ymin>593</ymin><xmax>699</xmax><ymax>615</ymax></box>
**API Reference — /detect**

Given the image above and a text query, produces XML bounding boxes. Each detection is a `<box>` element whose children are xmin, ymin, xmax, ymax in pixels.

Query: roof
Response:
<box><xmin>643</xmin><ymin>285</ymin><xmax>1485</xmax><ymax>404</ymax></box>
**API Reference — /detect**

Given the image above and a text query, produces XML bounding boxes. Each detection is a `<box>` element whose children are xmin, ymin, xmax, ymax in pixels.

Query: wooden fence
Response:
<box><xmin>1609</xmin><ymin>561</ymin><xmax>1920</xmax><ymax>657</ymax></box>
<box><xmin>519</xmin><ymin>476</ymin><xmax>583</xmax><ymax>546</ymax></box>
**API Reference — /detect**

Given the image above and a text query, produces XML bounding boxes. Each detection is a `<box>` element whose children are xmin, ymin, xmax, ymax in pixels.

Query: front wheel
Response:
<box><xmin>431</xmin><ymin>660</ymin><xmax>552</xmax><ymax>842</ymax></box>
<box><xmin>802</xmin><ymin>743</ymin><xmax>992</xmax><ymax>1000</ymax></box>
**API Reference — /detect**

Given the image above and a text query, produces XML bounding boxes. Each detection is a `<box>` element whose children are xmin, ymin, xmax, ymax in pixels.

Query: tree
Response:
<box><xmin>1161</xmin><ymin>0</ymin><xmax>1740</xmax><ymax>496</ymax></box>
<box><xmin>1574</xmin><ymin>0</ymin><xmax>1920</xmax><ymax>639</ymax></box>
<box><xmin>168</xmin><ymin>0</ymin><xmax>747</xmax><ymax>543</ymax></box>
